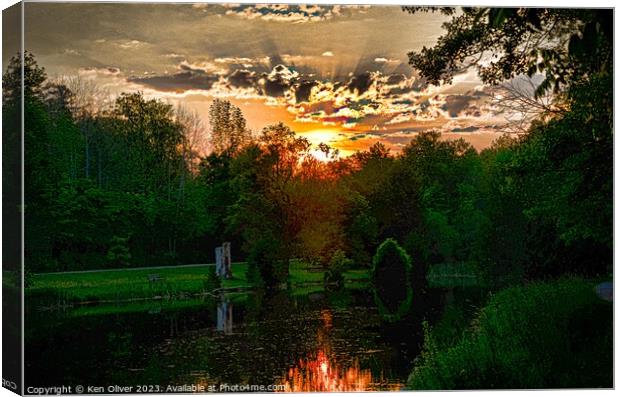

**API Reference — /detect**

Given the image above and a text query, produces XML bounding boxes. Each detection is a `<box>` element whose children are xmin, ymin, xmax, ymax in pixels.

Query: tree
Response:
<box><xmin>2</xmin><ymin>51</ymin><xmax>46</xmax><ymax>102</ymax></box>
<box><xmin>405</xmin><ymin>7</ymin><xmax>613</xmax><ymax>281</ymax></box>
<box><xmin>208</xmin><ymin>99</ymin><xmax>251</xmax><ymax>153</ymax></box>
<box><xmin>227</xmin><ymin>123</ymin><xmax>312</xmax><ymax>287</ymax></box>
<box><xmin>405</xmin><ymin>8</ymin><xmax>612</xmax><ymax>96</ymax></box>
<box><xmin>324</xmin><ymin>249</ymin><xmax>352</xmax><ymax>288</ymax></box>
<box><xmin>371</xmin><ymin>238</ymin><xmax>413</xmax><ymax>321</ymax></box>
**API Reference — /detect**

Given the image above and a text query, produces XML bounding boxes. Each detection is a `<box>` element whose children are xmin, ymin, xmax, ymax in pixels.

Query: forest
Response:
<box><xmin>5</xmin><ymin>6</ymin><xmax>613</xmax><ymax>390</ymax></box>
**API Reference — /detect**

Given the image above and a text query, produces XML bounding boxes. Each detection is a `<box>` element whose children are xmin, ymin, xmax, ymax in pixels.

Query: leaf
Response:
<box><xmin>489</xmin><ymin>8</ymin><xmax>514</xmax><ymax>28</ymax></box>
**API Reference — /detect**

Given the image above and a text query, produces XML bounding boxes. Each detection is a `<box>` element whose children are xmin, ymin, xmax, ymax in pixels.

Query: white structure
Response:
<box><xmin>215</xmin><ymin>246</ymin><xmax>224</xmax><ymax>276</ymax></box>
<box><xmin>215</xmin><ymin>242</ymin><xmax>232</xmax><ymax>279</ymax></box>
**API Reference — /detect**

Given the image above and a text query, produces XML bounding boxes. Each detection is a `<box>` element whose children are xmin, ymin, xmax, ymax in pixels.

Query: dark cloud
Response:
<box><xmin>348</xmin><ymin>133</ymin><xmax>369</xmax><ymax>141</ymax></box>
<box><xmin>223</xmin><ymin>4</ymin><xmax>351</xmax><ymax>24</ymax></box>
<box><xmin>128</xmin><ymin>70</ymin><xmax>218</xmax><ymax>92</ymax></box>
<box><xmin>262</xmin><ymin>78</ymin><xmax>289</xmax><ymax>97</ymax></box>
<box><xmin>442</xmin><ymin>95</ymin><xmax>481</xmax><ymax>118</ymax></box>
<box><xmin>386</xmin><ymin>74</ymin><xmax>406</xmax><ymax>85</ymax></box>
<box><xmin>451</xmin><ymin>126</ymin><xmax>480</xmax><ymax>133</ymax></box>
<box><xmin>347</xmin><ymin>72</ymin><xmax>373</xmax><ymax>95</ymax></box>
<box><xmin>228</xmin><ymin>69</ymin><xmax>258</xmax><ymax>89</ymax></box>
<box><xmin>259</xmin><ymin>64</ymin><xmax>299</xmax><ymax>97</ymax></box>
<box><xmin>294</xmin><ymin>80</ymin><xmax>318</xmax><ymax>103</ymax></box>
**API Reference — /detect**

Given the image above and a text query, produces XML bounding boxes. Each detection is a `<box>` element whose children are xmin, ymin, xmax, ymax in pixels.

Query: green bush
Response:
<box><xmin>203</xmin><ymin>265</ymin><xmax>221</xmax><ymax>293</ymax></box>
<box><xmin>371</xmin><ymin>238</ymin><xmax>413</xmax><ymax>321</ymax></box>
<box><xmin>106</xmin><ymin>236</ymin><xmax>131</xmax><ymax>267</ymax></box>
<box><xmin>324</xmin><ymin>249</ymin><xmax>353</xmax><ymax>287</ymax></box>
<box><xmin>246</xmin><ymin>238</ymin><xmax>286</xmax><ymax>288</ymax></box>
<box><xmin>408</xmin><ymin>278</ymin><xmax>612</xmax><ymax>389</ymax></box>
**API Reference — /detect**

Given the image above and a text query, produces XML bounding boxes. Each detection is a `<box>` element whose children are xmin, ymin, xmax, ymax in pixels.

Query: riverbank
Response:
<box><xmin>407</xmin><ymin>277</ymin><xmax>613</xmax><ymax>389</ymax></box>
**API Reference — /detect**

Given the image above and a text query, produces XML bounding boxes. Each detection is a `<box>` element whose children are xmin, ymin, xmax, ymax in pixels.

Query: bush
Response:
<box><xmin>246</xmin><ymin>238</ymin><xmax>286</xmax><ymax>288</ymax></box>
<box><xmin>324</xmin><ymin>249</ymin><xmax>353</xmax><ymax>287</ymax></box>
<box><xmin>408</xmin><ymin>278</ymin><xmax>613</xmax><ymax>389</ymax></box>
<box><xmin>203</xmin><ymin>265</ymin><xmax>221</xmax><ymax>293</ymax></box>
<box><xmin>106</xmin><ymin>236</ymin><xmax>131</xmax><ymax>267</ymax></box>
<box><xmin>371</xmin><ymin>238</ymin><xmax>413</xmax><ymax>321</ymax></box>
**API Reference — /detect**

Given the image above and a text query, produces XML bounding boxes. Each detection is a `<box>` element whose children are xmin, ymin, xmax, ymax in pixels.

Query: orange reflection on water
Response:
<box><xmin>279</xmin><ymin>309</ymin><xmax>403</xmax><ymax>392</ymax></box>
<box><xmin>280</xmin><ymin>350</ymin><xmax>373</xmax><ymax>392</ymax></box>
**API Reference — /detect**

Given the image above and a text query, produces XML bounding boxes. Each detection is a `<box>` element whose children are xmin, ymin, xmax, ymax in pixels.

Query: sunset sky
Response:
<box><xmin>7</xmin><ymin>2</ymin><xmax>513</xmax><ymax>155</ymax></box>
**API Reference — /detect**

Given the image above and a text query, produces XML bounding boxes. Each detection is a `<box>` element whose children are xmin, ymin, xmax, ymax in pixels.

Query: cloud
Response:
<box><xmin>78</xmin><ymin>66</ymin><xmax>121</xmax><ymax>76</ymax></box>
<box><xmin>214</xmin><ymin>56</ymin><xmax>270</xmax><ymax>68</ymax></box>
<box><xmin>441</xmin><ymin>94</ymin><xmax>485</xmax><ymax>118</ymax></box>
<box><xmin>124</xmin><ymin>57</ymin><xmax>501</xmax><ymax>140</ymax></box>
<box><xmin>258</xmin><ymin>64</ymin><xmax>299</xmax><ymax>97</ymax></box>
<box><xmin>222</xmin><ymin>4</ymin><xmax>361</xmax><ymax>23</ymax></box>
<box><xmin>451</xmin><ymin>126</ymin><xmax>480</xmax><ymax>133</ymax></box>
<box><xmin>228</xmin><ymin>69</ymin><xmax>258</xmax><ymax>89</ymax></box>
<box><xmin>117</xmin><ymin>39</ymin><xmax>147</xmax><ymax>49</ymax></box>
<box><xmin>346</xmin><ymin>72</ymin><xmax>374</xmax><ymax>95</ymax></box>
<box><xmin>164</xmin><ymin>53</ymin><xmax>185</xmax><ymax>59</ymax></box>
<box><xmin>294</xmin><ymin>80</ymin><xmax>318</xmax><ymax>103</ymax></box>
<box><xmin>127</xmin><ymin>62</ymin><xmax>221</xmax><ymax>93</ymax></box>
<box><xmin>322</xmin><ymin>51</ymin><xmax>334</xmax><ymax>57</ymax></box>
<box><xmin>179</xmin><ymin>60</ymin><xmax>227</xmax><ymax>75</ymax></box>
<box><xmin>374</xmin><ymin>57</ymin><xmax>400</xmax><ymax>64</ymax></box>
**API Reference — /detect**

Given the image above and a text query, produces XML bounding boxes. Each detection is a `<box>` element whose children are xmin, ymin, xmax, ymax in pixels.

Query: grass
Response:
<box><xmin>28</xmin><ymin>263</ymin><xmax>250</xmax><ymax>303</ymax></box>
<box><xmin>28</xmin><ymin>261</ymin><xmax>369</xmax><ymax>304</ymax></box>
<box><xmin>288</xmin><ymin>260</ymin><xmax>370</xmax><ymax>285</ymax></box>
<box><xmin>408</xmin><ymin>277</ymin><xmax>613</xmax><ymax>389</ymax></box>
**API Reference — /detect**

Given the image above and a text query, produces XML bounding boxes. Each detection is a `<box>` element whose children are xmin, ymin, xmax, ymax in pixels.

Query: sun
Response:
<box><xmin>300</xmin><ymin>128</ymin><xmax>342</xmax><ymax>147</ymax></box>
<box><xmin>299</xmin><ymin>128</ymin><xmax>345</xmax><ymax>161</ymax></box>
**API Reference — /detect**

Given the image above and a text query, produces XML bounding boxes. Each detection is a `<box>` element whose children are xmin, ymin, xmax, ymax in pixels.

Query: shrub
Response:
<box><xmin>203</xmin><ymin>265</ymin><xmax>221</xmax><ymax>293</ymax></box>
<box><xmin>324</xmin><ymin>249</ymin><xmax>353</xmax><ymax>287</ymax></box>
<box><xmin>371</xmin><ymin>238</ymin><xmax>413</xmax><ymax>321</ymax></box>
<box><xmin>106</xmin><ymin>236</ymin><xmax>131</xmax><ymax>267</ymax></box>
<box><xmin>408</xmin><ymin>278</ymin><xmax>613</xmax><ymax>389</ymax></box>
<box><xmin>246</xmin><ymin>238</ymin><xmax>286</xmax><ymax>288</ymax></box>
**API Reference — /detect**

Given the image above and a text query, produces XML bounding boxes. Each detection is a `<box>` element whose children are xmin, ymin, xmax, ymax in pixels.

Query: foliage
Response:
<box><xmin>203</xmin><ymin>265</ymin><xmax>221</xmax><ymax>293</ymax></box>
<box><xmin>245</xmin><ymin>238</ymin><xmax>285</xmax><ymax>289</ymax></box>
<box><xmin>405</xmin><ymin>8</ymin><xmax>612</xmax><ymax>96</ymax></box>
<box><xmin>106</xmin><ymin>236</ymin><xmax>131</xmax><ymax>267</ymax></box>
<box><xmin>371</xmin><ymin>238</ymin><xmax>413</xmax><ymax>321</ymax></box>
<box><xmin>324</xmin><ymin>249</ymin><xmax>353</xmax><ymax>287</ymax></box>
<box><xmin>2</xmin><ymin>51</ymin><xmax>46</xmax><ymax>101</ymax></box>
<box><xmin>408</xmin><ymin>278</ymin><xmax>613</xmax><ymax>389</ymax></box>
<box><xmin>208</xmin><ymin>99</ymin><xmax>251</xmax><ymax>153</ymax></box>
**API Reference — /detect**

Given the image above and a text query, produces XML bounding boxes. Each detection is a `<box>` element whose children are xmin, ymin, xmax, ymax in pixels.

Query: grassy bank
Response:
<box><xmin>408</xmin><ymin>278</ymin><xmax>613</xmax><ymax>389</ymax></box>
<box><xmin>28</xmin><ymin>261</ymin><xmax>369</xmax><ymax>303</ymax></box>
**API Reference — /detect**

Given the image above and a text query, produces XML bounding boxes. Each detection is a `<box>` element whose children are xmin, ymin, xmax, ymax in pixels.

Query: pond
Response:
<box><xmin>25</xmin><ymin>286</ymin><xmax>468</xmax><ymax>392</ymax></box>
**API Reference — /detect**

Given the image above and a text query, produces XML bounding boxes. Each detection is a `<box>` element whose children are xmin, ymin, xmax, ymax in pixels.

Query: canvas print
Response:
<box><xmin>1</xmin><ymin>1</ymin><xmax>614</xmax><ymax>394</ymax></box>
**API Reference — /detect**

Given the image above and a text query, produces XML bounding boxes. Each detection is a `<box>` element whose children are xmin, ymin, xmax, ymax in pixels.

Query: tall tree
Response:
<box><xmin>227</xmin><ymin>123</ymin><xmax>312</xmax><ymax>286</ymax></box>
<box><xmin>208</xmin><ymin>99</ymin><xmax>251</xmax><ymax>153</ymax></box>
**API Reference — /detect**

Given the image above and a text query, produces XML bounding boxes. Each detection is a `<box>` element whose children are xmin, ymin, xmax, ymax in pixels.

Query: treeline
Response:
<box><xmin>4</xmin><ymin>48</ymin><xmax>611</xmax><ymax>287</ymax></box>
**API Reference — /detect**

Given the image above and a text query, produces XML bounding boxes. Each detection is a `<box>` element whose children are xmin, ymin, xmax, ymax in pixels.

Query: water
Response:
<box><xmin>25</xmin><ymin>287</ymin><xmax>451</xmax><ymax>392</ymax></box>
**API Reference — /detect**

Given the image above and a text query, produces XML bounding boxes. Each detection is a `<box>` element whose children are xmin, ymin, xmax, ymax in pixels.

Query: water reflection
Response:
<box><xmin>26</xmin><ymin>289</ymin><xmax>423</xmax><ymax>390</ymax></box>
<box><xmin>216</xmin><ymin>297</ymin><xmax>233</xmax><ymax>334</ymax></box>
<box><xmin>281</xmin><ymin>350</ymin><xmax>374</xmax><ymax>391</ymax></box>
<box><xmin>279</xmin><ymin>309</ymin><xmax>402</xmax><ymax>392</ymax></box>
